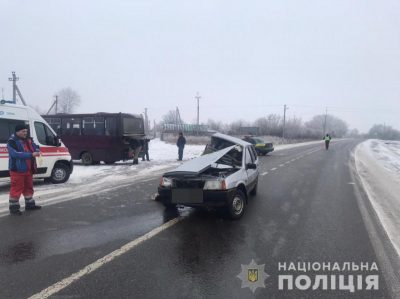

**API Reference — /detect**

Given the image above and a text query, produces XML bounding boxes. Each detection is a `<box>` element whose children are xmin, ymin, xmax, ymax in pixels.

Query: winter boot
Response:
<box><xmin>25</xmin><ymin>198</ymin><xmax>42</xmax><ymax>211</ymax></box>
<box><xmin>9</xmin><ymin>201</ymin><xmax>22</xmax><ymax>216</ymax></box>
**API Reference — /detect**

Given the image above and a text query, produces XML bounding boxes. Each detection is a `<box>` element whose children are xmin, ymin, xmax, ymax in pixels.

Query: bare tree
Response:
<box><xmin>161</xmin><ymin>110</ymin><xmax>184</xmax><ymax>125</ymax></box>
<box><xmin>207</xmin><ymin>119</ymin><xmax>224</xmax><ymax>132</ymax></box>
<box><xmin>56</xmin><ymin>87</ymin><xmax>81</xmax><ymax>113</ymax></box>
<box><xmin>368</xmin><ymin>124</ymin><xmax>400</xmax><ymax>140</ymax></box>
<box><xmin>305</xmin><ymin>114</ymin><xmax>348</xmax><ymax>138</ymax></box>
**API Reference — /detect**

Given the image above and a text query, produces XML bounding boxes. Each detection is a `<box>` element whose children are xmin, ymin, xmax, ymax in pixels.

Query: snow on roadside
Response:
<box><xmin>0</xmin><ymin>139</ymin><xmax>205</xmax><ymax>216</ymax></box>
<box><xmin>67</xmin><ymin>139</ymin><xmax>205</xmax><ymax>184</ymax></box>
<box><xmin>355</xmin><ymin>139</ymin><xmax>400</xmax><ymax>256</ymax></box>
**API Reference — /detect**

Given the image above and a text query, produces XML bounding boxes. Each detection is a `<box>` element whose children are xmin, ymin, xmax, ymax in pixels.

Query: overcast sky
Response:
<box><xmin>1</xmin><ymin>0</ymin><xmax>399</xmax><ymax>132</ymax></box>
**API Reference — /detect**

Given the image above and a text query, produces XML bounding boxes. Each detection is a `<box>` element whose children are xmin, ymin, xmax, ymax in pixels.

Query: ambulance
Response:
<box><xmin>0</xmin><ymin>101</ymin><xmax>73</xmax><ymax>183</ymax></box>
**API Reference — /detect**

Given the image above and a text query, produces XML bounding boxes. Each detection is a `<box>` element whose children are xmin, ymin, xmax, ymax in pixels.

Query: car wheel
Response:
<box><xmin>81</xmin><ymin>152</ymin><xmax>93</xmax><ymax>165</ymax></box>
<box><xmin>250</xmin><ymin>181</ymin><xmax>258</xmax><ymax>196</ymax></box>
<box><xmin>227</xmin><ymin>189</ymin><xmax>246</xmax><ymax>219</ymax></box>
<box><xmin>50</xmin><ymin>163</ymin><xmax>70</xmax><ymax>184</ymax></box>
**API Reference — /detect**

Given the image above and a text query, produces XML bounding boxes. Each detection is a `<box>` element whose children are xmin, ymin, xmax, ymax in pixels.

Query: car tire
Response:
<box><xmin>81</xmin><ymin>152</ymin><xmax>93</xmax><ymax>165</ymax></box>
<box><xmin>50</xmin><ymin>163</ymin><xmax>70</xmax><ymax>184</ymax></box>
<box><xmin>227</xmin><ymin>189</ymin><xmax>246</xmax><ymax>219</ymax></box>
<box><xmin>250</xmin><ymin>181</ymin><xmax>258</xmax><ymax>196</ymax></box>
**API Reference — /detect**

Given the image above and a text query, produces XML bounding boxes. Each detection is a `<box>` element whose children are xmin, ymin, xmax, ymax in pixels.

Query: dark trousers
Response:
<box><xmin>325</xmin><ymin>140</ymin><xmax>330</xmax><ymax>150</ymax></box>
<box><xmin>178</xmin><ymin>147</ymin><xmax>184</xmax><ymax>161</ymax></box>
<box><xmin>142</xmin><ymin>151</ymin><xmax>149</xmax><ymax>161</ymax></box>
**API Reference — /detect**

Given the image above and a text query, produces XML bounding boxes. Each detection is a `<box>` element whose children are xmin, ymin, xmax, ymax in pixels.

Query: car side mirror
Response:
<box><xmin>246</xmin><ymin>163</ymin><xmax>257</xmax><ymax>170</ymax></box>
<box><xmin>55</xmin><ymin>136</ymin><xmax>61</xmax><ymax>147</ymax></box>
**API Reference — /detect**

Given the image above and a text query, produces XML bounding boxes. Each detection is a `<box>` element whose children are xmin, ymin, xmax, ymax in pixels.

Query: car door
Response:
<box><xmin>245</xmin><ymin>146</ymin><xmax>258</xmax><ymax>191</ymax></box>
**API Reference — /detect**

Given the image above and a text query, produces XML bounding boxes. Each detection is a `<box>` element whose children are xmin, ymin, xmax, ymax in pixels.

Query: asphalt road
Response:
<box><xmin>0</xmin><ymin>139</ymin><xmax>395</xmax><ymax>299</ymax></box>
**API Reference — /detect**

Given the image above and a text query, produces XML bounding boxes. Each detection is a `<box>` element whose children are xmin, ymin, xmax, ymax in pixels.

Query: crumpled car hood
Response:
<box><xmin>164</xmin><ymin>145</ymin><xmax>236</xmax><ymax>176</ymax></box>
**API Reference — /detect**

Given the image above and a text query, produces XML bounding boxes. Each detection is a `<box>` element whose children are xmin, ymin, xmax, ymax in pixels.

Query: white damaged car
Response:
<box><xmin>157</xmin><ymin>133</ymin><xmax>259</xmax><ymax>219</ymax></box>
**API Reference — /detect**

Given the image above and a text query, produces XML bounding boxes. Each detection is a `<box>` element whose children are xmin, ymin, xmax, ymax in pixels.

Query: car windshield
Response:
<box><xmin>215</xmin><ymin>146</ymin><xmax>243</xmax><ymax>168</ymax></box>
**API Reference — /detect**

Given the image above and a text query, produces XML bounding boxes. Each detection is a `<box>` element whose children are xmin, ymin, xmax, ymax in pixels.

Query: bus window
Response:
<box><xmin>123</xmin><ymin>117</ymin><xmax>143</xmax><ymax>134</ymax></box>
<box><xmin>105</xmin><ymin>117</ymin><xmax>116</xmax><ymax>136</ymax></box>
<box><xmin>34</xmin><ymin>122</ymin><xmax>58</xmax><ymax>146</ymax></box>
<box><xmin>62</xmin><ymin>118</ymin><xmax>81</xmax><ymax>136</ymax></box>
<box><xmin>46</xmin><ymin>118</ymin><xmax>61</xmax><ymax>134</ymax></box>
<box><xmin>83</xmin><ymin>117</ymin><xmax>105</xmax><ymax>135</ymax></box>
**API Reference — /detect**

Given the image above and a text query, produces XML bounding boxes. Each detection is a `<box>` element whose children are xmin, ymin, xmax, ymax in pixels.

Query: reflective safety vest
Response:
<box><xmin>324</xmin><ymin>136</ymin><xmax>331</xmax><ymax>141</ymax></box>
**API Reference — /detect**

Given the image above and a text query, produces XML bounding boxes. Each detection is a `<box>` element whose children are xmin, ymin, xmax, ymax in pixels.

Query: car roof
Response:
<box><xmin>212</xmin><ymin>133</ymin><xmax>251</xmax><ymax>147</ymax></box>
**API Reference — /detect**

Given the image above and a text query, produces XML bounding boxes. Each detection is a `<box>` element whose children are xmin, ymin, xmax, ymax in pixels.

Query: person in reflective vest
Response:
<box><xmin>7</xmin><ymin>124</ymin><xmax>42</xmax><ymax>215</ymax></box>
<box><xmin>323</xmin><ymin>134</ymin><xmax>332</xmax><ymax>150</ymax></box>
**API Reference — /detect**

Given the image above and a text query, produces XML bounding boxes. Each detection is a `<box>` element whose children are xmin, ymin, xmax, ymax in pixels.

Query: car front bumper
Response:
<box><xmin>157</xmin><ymin>187</ymin><xmax>236</xmax><ymax>208</ymax></box>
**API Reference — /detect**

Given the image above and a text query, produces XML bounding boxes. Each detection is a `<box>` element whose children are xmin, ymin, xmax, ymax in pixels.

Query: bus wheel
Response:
<box><xmin>81</xmin><ymin>152</ymin><xmax>93</xmax><ymax>165</ymax></box>
<box><xmin>50</xmin><ymin>163</ymin><xmax>70</xmax><ymax>184</ymax></box>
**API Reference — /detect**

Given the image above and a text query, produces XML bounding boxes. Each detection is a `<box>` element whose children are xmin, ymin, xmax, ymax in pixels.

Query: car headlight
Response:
<box><xmin>160</xmin><ymin>176</ymin><xmax>173</xmax><ymax>187</ymax></box>
<box><xmin>203</xmin><ymin>180</ymin><xmax>226</xmax><ymax>190</ymax></box>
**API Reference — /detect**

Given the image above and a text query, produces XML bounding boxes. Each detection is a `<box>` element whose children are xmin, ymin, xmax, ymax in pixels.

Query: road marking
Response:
<box><xmin>270</xmin><ymin>167</ymin><xmax>277</xmax><ymax>171</ymax></box>
<box><xmin>28</xmin><ymin>217</ymin><xmax>183</xmax><ymax>299</ymax></box>
<box><xmin>279</xmin><ymin>164</ymin><xmax>285</xmax><ymax>167</ymax></box>
<box><xmin>261</xmin><ymin>172</ymin><xmax>268</xmax><ymax>176</ymax></box>
<box><xmin>291</xmin><ymin>159</ymin><xmax>296</xmax><ymax>162</ymax></box>
<box><xmin>285</xmin><ymin>161</ymin><xmax>291</xmax><ymax>164</ymax></box>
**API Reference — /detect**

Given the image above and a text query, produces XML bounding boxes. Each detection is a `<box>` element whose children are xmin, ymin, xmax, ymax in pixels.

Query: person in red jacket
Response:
<box><xmin>7</xmin><ymin>124</ymin><xmax>42</xmax><ymax>215</ymax></box>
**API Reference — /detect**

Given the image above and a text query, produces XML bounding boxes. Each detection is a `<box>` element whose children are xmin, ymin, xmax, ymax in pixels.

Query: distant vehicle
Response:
<box><xmin>157</xmin><ymin>133</ymin><xmax>259</xmax><ymax>219</ymax></box>
<box><xmin>0</xmin><ymin>102</ymin><xmax>73</xmax><ymax>183</ymax></box>
<box><xmin>242</xmin><ymin>136</ymin><xmax>274</xmax><ymax>156</ymax></box>
<box><xmin>43</xmin><ymin>113</ymin><xmax>145</xmax><ymax>165</ymax></box>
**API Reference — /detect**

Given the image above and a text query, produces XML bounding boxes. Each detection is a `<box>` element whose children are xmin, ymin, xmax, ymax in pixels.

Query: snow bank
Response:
<box><xmin>355</xmin><ymin>139</ymin><xmax>400</xmax><ymax>255</ymax></box>
<box><xmin>0</xmin><ymin>139</ymin><xmax>205</xmax><ymax>215</ymax></box>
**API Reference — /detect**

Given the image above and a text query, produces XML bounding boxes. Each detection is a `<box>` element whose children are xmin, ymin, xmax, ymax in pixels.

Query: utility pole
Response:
<box><xmin>282</xmin><ymin>104</ymin><xmax>289</xmax><ymax>140</ymax></box>
<box><xmin>9</xmin><ymin>72</ymin><xmax>18</xmax><ymax>103</ymax></box>
<box><xmin>195</xmin><ymin>92</ymin><xmax>201</xmax><ymax>126</ymax></box>
<box><xmin>8</xmin><ymin>71</ymin><xmax>27</xmax><ymax>105</ymax></box>
<box><xmin>55</xmin><ymin>95</ymin><xmax>58</xmax><ymax>114</ymax></box>
<box><xmin>47</xmin><ymin>95</ymin><xmax>59</xmax><ymax>115</ymax></box>
<box><xmin>1</xmin><ymin>88</ymin><xmax>4</xmax><ymax>100</ymax></box>
<box><xmin>323</xmin><ymin>107</ymin><xmax>328</xmax><ymax>135</ymax></box>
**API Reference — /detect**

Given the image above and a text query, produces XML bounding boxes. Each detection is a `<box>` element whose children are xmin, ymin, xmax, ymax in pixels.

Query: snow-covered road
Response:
<box><xmin>355</xmin><ymin>139</ymin><xmax>400</xmax><ymax>256</ymax></box>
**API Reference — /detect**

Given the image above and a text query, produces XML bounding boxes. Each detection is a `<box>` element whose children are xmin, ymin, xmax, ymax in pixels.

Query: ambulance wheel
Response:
<box><xmin>81</xmin><ymin>152</ymin><xmax>93</xmax><ymax>165</ymax></box>
<box><xmin>50</xmin><ymin>163</ymin><xmax>70</xmax><ymax>184</ymax></box>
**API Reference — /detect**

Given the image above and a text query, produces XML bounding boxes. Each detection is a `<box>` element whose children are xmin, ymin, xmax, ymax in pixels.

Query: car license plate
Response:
<box><xmin>171</xmin><ymin>189</ymin><xmax>203</xmax><ymax>204</ymax></box>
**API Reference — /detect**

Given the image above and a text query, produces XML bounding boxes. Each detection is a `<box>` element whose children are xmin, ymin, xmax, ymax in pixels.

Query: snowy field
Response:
<box><xmin>0</xmin><ymin>137</ymin><xmax>333</xmax><ymax>216</ymax></box>
<box><xmin>355</xmin><ymin>139</ymin><xmax>400</xmax><ymax>256</ymax></box>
